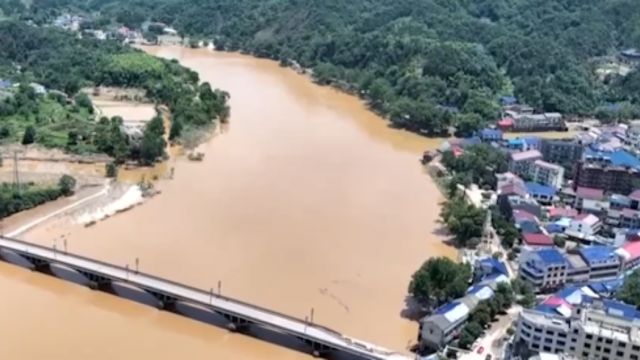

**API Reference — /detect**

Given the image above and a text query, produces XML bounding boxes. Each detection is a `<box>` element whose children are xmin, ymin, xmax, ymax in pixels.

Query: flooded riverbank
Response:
<box><xmin>5</xmin><ymin>46</ymin><xmax>455</xmax><ymax>358</ymax></box>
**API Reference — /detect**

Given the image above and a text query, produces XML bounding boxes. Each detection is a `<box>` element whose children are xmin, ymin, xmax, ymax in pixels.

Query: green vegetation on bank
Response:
<box><xmin>408</xmin><ymin>257</ymin><xmax>471</xmax><ymax>309</ymax></box>
<box><xmin>440</xmin><ymin>196</ymin><xmax>486</xmax><ymax>248</ymax></box>
<box><xmin>0</xmin><ymin>21</ymin><xmax>229</xmax><ymax>164</ymax></box>
<box><xmin>441</xmin><ymin>144</ymin><xmax>509</xmax><ymax>193</ymax></box>
<box><xmin>22</xmin><ymin>0</ymin><xmax>640</xmax><ymax>134</ymax></box>
<box><xmin>0</xmin><ymin>175</ymin><xmax>76</xmax><ymax>219</ymax></box>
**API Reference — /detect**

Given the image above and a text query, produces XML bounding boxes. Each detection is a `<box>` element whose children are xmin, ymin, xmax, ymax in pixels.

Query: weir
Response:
<box><xmin>0</xmin><ymin>235</ymin><xmax>413</xmax><ymax>360</ymax></box>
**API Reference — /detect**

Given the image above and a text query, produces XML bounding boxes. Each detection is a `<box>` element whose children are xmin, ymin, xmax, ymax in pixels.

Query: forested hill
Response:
<box><xmin>23</xmin><ymin>0</ymin><xmax>640</xmax><ymax>135</ymax></box>
<box><xmin>0</xmin><ymin>21</ymin><xmax>229</xmax><ymax>163</ymax></box>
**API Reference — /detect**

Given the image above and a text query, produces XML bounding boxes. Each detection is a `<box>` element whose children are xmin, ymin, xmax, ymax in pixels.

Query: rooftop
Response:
<box><xmin>513</xmin><ymin>209</ymin><xmax>538</xmax><ymax>223</ymax></box>
<box><xmin>617</xmin><ymin>241</ymin><xmax>640</xmax><ymax>261</ymax></box>
<box><xmin>525</xmin><ymin>182</ymin><xmax>556</xmax><ymax>198</ymax></box>
<box><xmin>523</xmin><ymin>233</ymin><xmax>554</xmax><ymax>246</ymax></box>
<box><xmin>534</xmin><ymin>159</ymin><xmax>563</xmax><ymax>171</ymax></box>
<box><xmin>574</xmin><ymin>213</ymin><xmax>600</xmax><ymax>226</ymax></box>
<box><xmin>535</xmin><ymin>248</ymin><xmax>566</xmax><ymax>264</ymax></box>
<box><xmin>548</xmin><ymin>207</ymin><xmax>578</xmax><ymax>219</ymax></box>
<box><xmin>576</xmin><ymin>187</ymin><xmax>605</xmax><ymax>201</ymax></box>
<box><xmin>511</xmin><ymin>149</ymin><xmax>542</xmax><ymax>162</ymax></box>
<box><xmin>583</xmin><ymin>147</ymin><xmax>640</xmax><ymax>171</ymax></box>
<box><xmin>578</xmin><ymin>245</ymin><xmax>618</xmax><ymax>265</ymax></box>
<box><xmin>479</xmin><ymin>128</ymin><xmax>502</xmax><ymax>138</ymax></box>
<box><xmin>478</xmin><ymin>257</ymin><xmax>509</xmax><ymax>277</ymax></box>
<box><xmin>629</xmin><ymin>190</ymin><xmax>640</xmax><ymax>202</ymax></box>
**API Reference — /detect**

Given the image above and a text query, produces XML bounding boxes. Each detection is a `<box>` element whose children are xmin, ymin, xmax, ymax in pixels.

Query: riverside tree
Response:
<box><xmin>408</xmin><ymin>257</ymin><xmax>471</xmax><ymax>308</ymax></box>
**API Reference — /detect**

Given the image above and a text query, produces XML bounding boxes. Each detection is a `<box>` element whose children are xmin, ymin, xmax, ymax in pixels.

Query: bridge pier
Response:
<box><xmin>221</xmin><ymin>314</ymin><xmax>251</xmax><ymax>332</ymax></box>
<box><xmin>301</xmin><ymin>339</ymin><xmax>333</xmax><ymax>358</ymax></box>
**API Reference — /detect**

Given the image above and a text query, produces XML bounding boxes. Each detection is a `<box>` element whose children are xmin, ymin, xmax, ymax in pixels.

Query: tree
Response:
<box><xmin>106</xmin><ymin>162</ymin><xmax>118</xmax><ymax>178</ymax></box>
<box><xmin>617</xmin><ymin>269</ymin><xmax>640</xmax><ymax>307</ymax></box>
<box><xmin>458</xmin><ymin>321</ymin><xmax>484</xmax><ymax>349</ymax></box>
<box><xmin>408</xmin><ymin>257</ymin><xmax>472</xmax><ymax>308</ymax></box>
<box><xmin>58</xmin><ymin>175</ymin><xmax>77</xmax><ymax>196</ymax></box>
<box><xmin>440</xmin><ymin>196</ymin><xmax>486</xmax><ymax>247</ymax></box>
<box><xmin>74</xmin><ymin>93</ymin><xmax>94</xmax><ymax>114</ymax></box>
<box><xmin>471</xmin><ymin>301</ymin><xmax>492</xmax><ymax>327</ymax></box>
<box><xmin>554</xmin><ymin>235</ymin><xmax>566</xmax><ymax>248</ymax></box>
<box><xmin>512</xmin><ymin>278</ymin><xmax>536</xmax><ymax>308</ymax></box>
<box><xmin>139</xmin><ymin>116</ymin><xmax>166</xmax><ymax>165</ymax></box>
<box><xmin>22</xmin><ymin>125</ymin><xmax>36</xmax><ymax>145</ymax></box>
<box><xmin>169</xmin><ymin>118</ymin><xmax>183</xmax><ymax>141</ymax></box>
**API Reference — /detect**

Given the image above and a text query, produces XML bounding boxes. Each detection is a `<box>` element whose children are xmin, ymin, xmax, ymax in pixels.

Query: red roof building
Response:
<box><xmin>522</xmin><ymin>233</ymin><xmax>554</xmax><ymax>247</ymax></box>
<box><xmin>497</xmin><ymin>117</ymin><xmax>514</xmax><ymax>131</ymax></box>
<box><xmin>548</xmin><ymin>207</ymin><xmax>578</xmax><ymax>219</ymax></box>
<box><xmin>575</xmin><ymin>187</ymin><xmax>605</xmax><ymax>201</ymax></box>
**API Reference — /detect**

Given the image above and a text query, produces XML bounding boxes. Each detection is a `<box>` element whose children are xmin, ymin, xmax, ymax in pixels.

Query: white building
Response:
<box><xmin>567</xmin><ymin>213</ymin><xmax>602</xmax><ymax>239</ymax></box>
<box><xmin>530</xmin><ymin>160</ymin><xmax>565</xmax><ymax>189</ymax></box>
<box><xmin>510</xmin><ymin>150</ymin><xmax>543</xmax><ymax>177</ymax></box>
<box><xmin>515</xmin><ymin>298</ymin><xmax>640</xmax><ymax>360</ymax></box>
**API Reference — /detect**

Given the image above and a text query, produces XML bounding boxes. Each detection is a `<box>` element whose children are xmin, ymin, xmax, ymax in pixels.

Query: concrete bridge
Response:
<box><xmin>0</xmin><ymin>236</ymin><xmax>413</xmax><ymax>360</ymax></box>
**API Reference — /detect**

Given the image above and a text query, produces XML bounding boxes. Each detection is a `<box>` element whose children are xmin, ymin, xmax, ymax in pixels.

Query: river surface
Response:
<box><xmin>3</xmin><ymin>46</ymin><xmax>455</xmax><ymax>359</ymax></box>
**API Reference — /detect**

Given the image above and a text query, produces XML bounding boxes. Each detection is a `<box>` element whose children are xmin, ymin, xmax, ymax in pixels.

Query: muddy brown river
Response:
<box><xmin>1</xmin><ymin>46</ymin><xmax>454</xmax><ymax>359</ymax></box>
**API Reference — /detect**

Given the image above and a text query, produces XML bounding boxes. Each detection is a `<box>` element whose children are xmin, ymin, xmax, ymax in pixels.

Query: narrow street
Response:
<box><xmin>459</xmin><ymin>305</ymin><xmax>522</xmax><ymax>360</ymax></box>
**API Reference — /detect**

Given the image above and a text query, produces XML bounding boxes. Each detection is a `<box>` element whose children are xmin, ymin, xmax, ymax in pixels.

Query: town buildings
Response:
<box><xmin>510</xmin><ymin>150</ymin><xmax>543</xmax><ymax>177</ymax></box>
<box><xmin>419</xmin><ymin>259</ymin><xmax>509</xmax><ymax>350</ymax></box>
<box><xmin>530</xmin><ymin>160</ymin><xmax>565</xmax><ymax>189</ymax></box>
<box><xmin>540</xmin><ymin>138</ymin><xmax>584</xmax><ymax>170</ymax></box>
<box><xmin>515</xmin><ymin>297</ymin><xmax>640</xmax><ymax>360</ymax></box>
<box><xmin>519</xmin><ymin>246</ymin><xmax>622</xmax><ymax>292</ymax></box>
<box><xmin>574</xmin><ymin>147</ymin><xmax>640</xmax><ymax>195</ymax></box>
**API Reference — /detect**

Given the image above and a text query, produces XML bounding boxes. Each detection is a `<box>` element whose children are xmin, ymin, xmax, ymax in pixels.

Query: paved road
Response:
<box><xmin>0</xmin><ymin>235</ymin><xmax>412</xmax><ymax>360</ymax></box>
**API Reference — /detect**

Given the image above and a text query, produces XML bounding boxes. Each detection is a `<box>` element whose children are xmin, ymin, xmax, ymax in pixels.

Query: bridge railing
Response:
<box><xmin>0</xmin><ymin>235</ymin><xmax>410</xmax><ymax>357</ymax></box>
<box><xmin>0</xmin><ymin>237</ymin><xmax>347</xmax><ymax>337</ymax></box>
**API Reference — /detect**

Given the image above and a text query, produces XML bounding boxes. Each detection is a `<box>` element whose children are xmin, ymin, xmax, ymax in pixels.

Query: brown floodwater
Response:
<box><xmin>6</xmin><ymin>46</ymin><xmax>456</xmax><ymax>358</ymax></box>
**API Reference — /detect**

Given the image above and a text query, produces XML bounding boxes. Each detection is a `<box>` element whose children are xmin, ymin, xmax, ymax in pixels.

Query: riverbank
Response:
<box><xmin>6</xmin><ymin>45</ymin><xmax>455</xmax><ymax>356</ymax></box>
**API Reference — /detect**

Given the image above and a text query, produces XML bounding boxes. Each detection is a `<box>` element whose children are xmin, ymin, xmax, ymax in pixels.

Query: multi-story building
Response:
<box><xmin>540</xmin><ymin>138</ymin><xmax>584</xmax><ymax>170</ymax></box>
<box><xmin>531</xmin><ymin>160</ymin><xmax>565</xmax><ymax>188</ymax></box>
<box><xmin>566</xmin><ymin>214</ymin><xmax>603</xmax><ymax>240</ymax></box>
<box><xmin>419</xmin><ymin>272</ymin><xmax>509</xmax><ymax>350</ymax></box>
<box><xmin>520</xmin><ymin>246</ymin><xmax>622</xmax><ymax>291</ymax></box>
<box><xmin>510</xmin><ymin>150</ymin><xmax>543</xmax><ymax>177</ymax></box>
<box><xmin>506</xmin><ymin>112</ymin><xmax>565</xmax><ymax>132</ymax></box>
<box><xmin>519</xmin><ymin>248</ymin><xmax>568</xmax><ymax>291</ymax></box>
<box><xmin>515</xmin><ymin>297</ymin><xmax>640</xmax><ymax>360</ymax></box>
<box><xmin>573</xmin><ymin>147</ymin><xmax>640</xmax><ymax>195</ymax></box>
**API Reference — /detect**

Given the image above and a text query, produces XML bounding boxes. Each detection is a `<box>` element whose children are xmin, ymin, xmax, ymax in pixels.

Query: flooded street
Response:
<box><xmin>3</xmin><ymin>46</ymin><xmax>454</xmax><ymax>358</ymax></box>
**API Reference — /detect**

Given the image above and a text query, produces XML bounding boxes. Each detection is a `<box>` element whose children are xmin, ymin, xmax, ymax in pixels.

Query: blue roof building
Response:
<box><xmin>478</xmin><ymin>128</ymin><xmax>503</xmax><ymax>142</ymax></box>
<box><xmin>525</xmin><ymin>182</ymin><xmax>556</xmax><ymax>204</ymax></box>
<box><xmin>584</xmin><ymin>147</ymin><xmax>640</xmax><ymax>171</ymax></box>
<box><xmin>578</xmin><ymin>246</ymin><xmax>619</xmax><ymax>267</ymax></box>
<box><xmin>476</xmin><ymin>257</ymin><xmax>509</xmax><ymax>279</ymax></box>
<box><xmin>0</xmin><ymin>79</ymin><xmax>12</xmax><ymax>90</ymax></box>
<box><xmin>522</xmin><ymin>136</ymin><xmax>541</xmax><ymax>150</ymax></box>
<box><xmin>500</xmin><ymin>96</ymin><xmax>517</xmax><ymax>106</ymax></box>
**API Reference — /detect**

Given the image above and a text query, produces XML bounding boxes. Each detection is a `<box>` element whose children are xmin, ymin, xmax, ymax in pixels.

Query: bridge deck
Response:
<box><xmin>0</xmin><ymin>236</ymin><xmax>412</xmax><ymax>360</ymax></box>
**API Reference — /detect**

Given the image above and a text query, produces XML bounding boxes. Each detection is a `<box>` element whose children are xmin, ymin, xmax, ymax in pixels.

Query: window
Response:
<box><xmin>585</xmin><ymin>343</ymin><xmax>591</xmax><ymax>349</ymax></box>
<box><xmin>569</xmin><ymin>346</ymin><xmax>576</xmax><ymax>352</ymax></box>
<box><xmin>604</xmin><ymin>347</ymin><xmax>610</xmax><ymax>354</ymax></box>
<box><xmin>587</xmin><ymin>334</ymin><xmax>594</xmax><ymax>340</ymax></box>
<box><xmin>633</xmin><ymin>345</ymin><xmax>640</xmax><ymax>351</ymax></box>
<box><xmin>596</xmin><ymin>345</ymin><xmax>602</xmax><ymax>351</ymax></box>
<box><xmin>534</xmin><ymin>336</ymin><xmax>542</xmax><ymax>341</ymax></box>
<box><xmin>532</xmin><ymin>343</ymin><xmax>539</xmax><ymax>349</ymax></box>
<box><xmin>557</xmin><ymin>341</ymin><xmax>566</xmax><ymax>347</ymax></box>
<box><xmin>617</xmin><ymin>351</ymin><xmax>625</xmax><ymax>357</ymax></box>
<box><xmin>558</xmin><ymin>332</ymin><xmax>567</xmax><ymax>338</ymax></box>
<box><xmin>546</xmin><ymin>330</ymin><xmax>555</xmax><ymax>335</ymax></box>
<box><xmin>571</xmin><ymin>337</ymin><xmax>577</xmax><ymax>343</ymax></box>
<box><xmin>544</xmin><ymin>346</ymin><xmax>552</xmax><ymax>352</ymax></box>
<box><xmin>605</xmin><ymin>339</ymin><xmax>613</xmax><ymax>345</ymax></box>
<box><xmin>583</xmin><ymin>352</ymin><xmax>590</xmax><ymax>358</ymax></box>
<box><xmin>630</xmin><ymin>354</ymin><xmax>638</xmax><ymax>360</ymax></box>
<box><xmin>535</xmin><ymin>328</ymin><xmax>543</xmax><ymax>333</ymax></box>
<box><xmin>573</xmin><ymin>328</ymin><xmax>579</xmax><ymax>334</ymax></box>
<box><xmin>545</xmin><ymin>338</ymin><xmax>553</xmax><ymax>344</ymax></box>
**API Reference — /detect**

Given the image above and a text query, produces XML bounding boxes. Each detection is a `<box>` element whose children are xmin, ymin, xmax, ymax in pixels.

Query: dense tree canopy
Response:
<box><xmin>617</xmin><ymin>269</ymin><xmax>640</xmax><ymax>308</ymax></box>
<box><xmin>440</xmin><ymin>196</ymin><xmax>486</xmax><ymax>248</ymax></box>
<box><xmin>442</xmin><ymin>144</ymin><xmax>509</xmax><ymax>191</ymax></box>
<box><xmin>0</xmin><ymin>176</ymin><xmax>76</xmax><ymax>219</ymax></box>
<box><xmin>408</xmin><ymin>257</ymin><xmax>471</xmax><ymax>308</ymax></box>
<box><xmin>0</xmin><ymin>21</ymin><xmax>229</xmax><ymax>163</ymax></box>
<box><xmin>22</xmin><ymin>0</ymin><xmax>640</xmax><ymax>132</ymax></box>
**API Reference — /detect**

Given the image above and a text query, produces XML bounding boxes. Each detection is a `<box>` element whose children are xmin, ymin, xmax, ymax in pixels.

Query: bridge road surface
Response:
<box><xmin>0</xmin><ymin>236</ymin><xmax>413</xmax><ymax>360</ymax></box>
